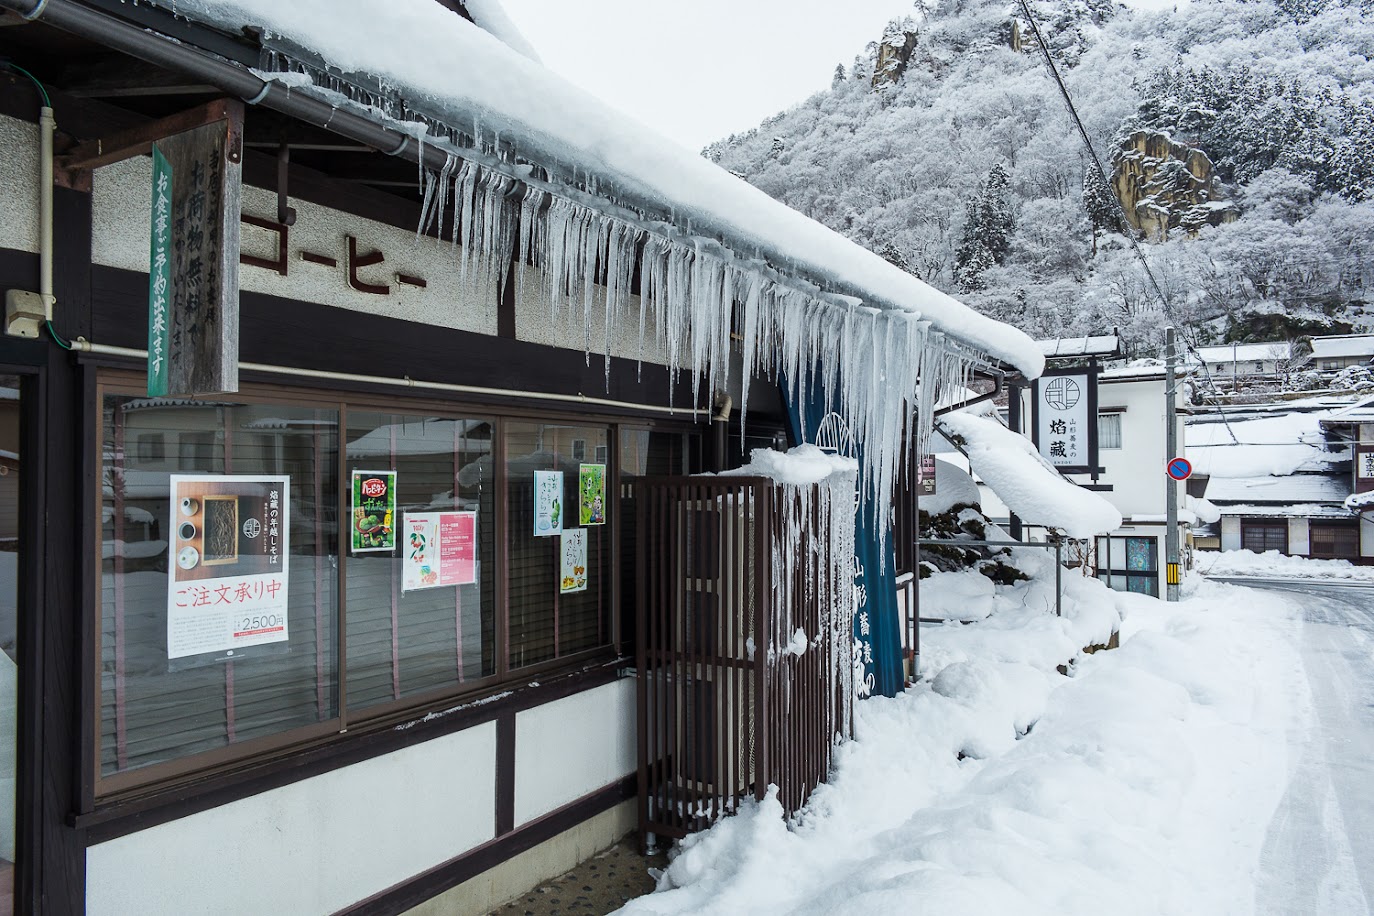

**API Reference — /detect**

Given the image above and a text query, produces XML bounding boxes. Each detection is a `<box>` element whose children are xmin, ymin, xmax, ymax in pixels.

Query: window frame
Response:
<box><xmin>91</xmin><ymin>369</ymin><xmax>698</xmax><ymax>799</ymax></box>
<box><xmin>1097</xmin><ymin>412</ymin><xmax>1123</xmax><ymax>450</ymax></box>
<box><xmin>1240</xmin><ymin>519</ymin><xmax>1288</xmax><ymax>554</ymax></box>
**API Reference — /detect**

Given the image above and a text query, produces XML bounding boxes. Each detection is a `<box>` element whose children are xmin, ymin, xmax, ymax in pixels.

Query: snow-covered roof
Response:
<box><xmin>1321</xmin><ymin>395</ymin><xmax>1374</xmax><ymax>425</ymax></box>
<box><xmin>1192</xmin><ymin>342</ymin><xmax>1290</xmax><ymax>364</ymax></box>
<box><xmin>1207</xmin><ymin>502</ymin><xmax>1353</xmax><ymax>519</ymax></box>
<box><xmin>144</xmin><ymin>0</ymin><xmax>1042</xmax><ymax>377</ymax></box>
<box><xmin>1100</xmin><ymin>363</ymin><xmax>1167</xmax><ymax>382</ymax></box>
<box><xmin>1204</xmin><ymin>474</ymin><xmax>1349</xmax><ymax>505</ymax></box>
<box><xmin>1038</xmin><ymin>335</ymin><xmax>1120</xmax><ymax>359</ymax></box>
<box><xmin>937</xmin><ymin>412</ymin><xmax>1121</xmax><ymax>539</ymax></box>
<box><xmin>1309</xmin><ymin>335</ymin><xmax>1374</xmax><ymax>360</ymax></box>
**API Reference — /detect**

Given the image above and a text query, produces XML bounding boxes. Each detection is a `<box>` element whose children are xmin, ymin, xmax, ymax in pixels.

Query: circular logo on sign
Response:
<box><xmin>1044</xmin><ymin>377</ymin><xmax>1082</xmax><ymax>411</ymax></box>
<box><xmin>242</xmin><ymin>517</ymin><xmax>262</xmax><ymax>539</ymax></box>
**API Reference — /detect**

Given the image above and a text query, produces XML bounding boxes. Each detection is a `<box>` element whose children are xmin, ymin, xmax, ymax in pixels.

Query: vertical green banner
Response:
<box><xmin>147</xmin><ymin>143</ymin><xmax>173</xmax><ymax>398</ymax></box>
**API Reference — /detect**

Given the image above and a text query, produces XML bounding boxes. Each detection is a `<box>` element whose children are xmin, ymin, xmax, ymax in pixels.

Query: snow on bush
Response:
<box><xmin>938</xmin><ymin>412</ymin><xmax>1122</xmax><ymax>538</ymax></box>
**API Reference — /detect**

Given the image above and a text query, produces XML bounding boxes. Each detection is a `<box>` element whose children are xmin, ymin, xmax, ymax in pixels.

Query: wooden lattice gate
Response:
<box><xmin>635</xmin><ymin>476</ymin><xmax>854</xmax><ymax>846</ymax></box>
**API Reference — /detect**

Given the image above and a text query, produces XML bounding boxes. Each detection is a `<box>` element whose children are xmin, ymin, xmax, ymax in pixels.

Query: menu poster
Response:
<box><xmin>534</xmin><ymin>470</ymin><xmax>563</xmax><ymax>537</ymax></box>
<box><xmin>402</xmin><ymin>511</ymin><xmax>478</xmax><ymax>592</ymax></box>
<box><xmin>351</xmin><ymin>470</ymin><xmax>396</xmax><ymax>553</ymax></box>
<box><xmin>560</xmin><ymin>528</ymin><xmax>587</xmax><ymax>594</ymax></box>
<box><xmin>579</xmin><ymin>463</ymin><xmax>606</xmax><ymax>526</ymax></box>
<box><xmin>166</xmin><ymin>474</ymin><xmax>290</xmax><ymax>659</ymax></box>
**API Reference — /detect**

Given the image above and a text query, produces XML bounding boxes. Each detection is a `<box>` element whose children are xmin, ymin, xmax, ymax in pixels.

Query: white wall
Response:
<box><xmin>1288</xmin><ymin>518</ymin><xmax>1310</xmax><ymax>555</ymax></box>
<box><xmin>1362</xmin><ymin>514</ymin><xmax>1374</xmax><ymax>559</ymax></box>
<box><xmin>85</xmin><ymin>676</ymin><xmax>638</xmax><ymax>916</ymax></box>
<box><xmin>514</xmin><ymin>678</ymin><xmax>636</xmax><ymax>827</ymax></box>
<box><xmin>87</xmin><ymin>722</ymin><xmax>497</xmax><ymax>916</ymax></box>
<box><xmin>1221</xmin><ymin>516</ymin><xmax>1241</xmax><ymax>551</ymax></box>
<box><xmin>90</xmin><ymin>154</ymin><xmax>501</xmax><ymax>335</ymax></box>
<box><xmin>1092</xmin><ymin>376</ymin><xmax>1181</xmax><ymax>520</ymax></box>
<box><xmin>0</xmin><ymin>116</ymin><xmax>39</xmax><ymax>254</ymax></box>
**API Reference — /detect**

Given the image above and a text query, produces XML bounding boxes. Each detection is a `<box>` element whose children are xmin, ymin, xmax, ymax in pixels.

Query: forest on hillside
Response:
<box><xmin>704</xmin><ymin>0</ymin><xmax>1374</xmax><ymax>357</ymax></box>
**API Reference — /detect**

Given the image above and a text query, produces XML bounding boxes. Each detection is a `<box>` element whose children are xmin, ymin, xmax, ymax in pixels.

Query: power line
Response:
<box><xmin>1015</xmin><ymin>0</ymin><xmax>1242</xmax><ymax>444</ymax></box>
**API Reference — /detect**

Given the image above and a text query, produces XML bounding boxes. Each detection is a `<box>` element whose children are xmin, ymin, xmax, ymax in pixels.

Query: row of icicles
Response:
<box><xmin>413</xmin><ymin>149</ymin><xmax>983</xmax><ymax>540</ymax></box>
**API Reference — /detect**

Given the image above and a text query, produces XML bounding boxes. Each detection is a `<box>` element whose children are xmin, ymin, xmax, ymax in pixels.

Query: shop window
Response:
<box><xmin>1095</xmin><ymin>534</ymin><xmax>1158</xmax><ymax>597</ymax></box>
<box><xmin>1098</xmin><ymin>413</ymin><xmax>1122</xmax><ymax>450</ymax></box>
<box><xmin>95</xmin><ymin>377</ymin><xmax>699</xmax><ymax>792</ymax></box>
<box><xmin>344</xmin><ymin>413</ymin><xmax>496</xmax><ymax>712</ymax></box>
<box><xmin>505</xmin><ymin>422</ymin><xmax>610</xmax><ymax>670</ymax></box>
<box><xmin>1241</xmin><ymin>522</ymin><xmax>1287</xmax><ymax>554</ymax></box>
<box><xmin>99</xmin><ymin>395</ymin><xmax>340</xmax><ymax>783</ymax></box>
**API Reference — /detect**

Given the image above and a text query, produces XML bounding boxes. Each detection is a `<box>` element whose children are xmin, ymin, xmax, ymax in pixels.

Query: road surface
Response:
<box><xmin>1212</xmin><ymin>577</ymin><xmax>1374</xmax><ymax>915</ymax></box>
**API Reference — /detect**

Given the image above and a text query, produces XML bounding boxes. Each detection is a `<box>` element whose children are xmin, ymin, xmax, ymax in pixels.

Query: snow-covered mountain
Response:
<box><xmin>704</xmin><ymin>0</ymin><xmax>1374</xmax><ymax>356</ymax></box>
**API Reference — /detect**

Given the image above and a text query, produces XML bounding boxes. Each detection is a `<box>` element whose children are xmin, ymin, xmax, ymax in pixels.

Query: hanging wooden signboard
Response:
<box><xmin>152</xmin><ymin>115</ymin><xmax>242</xmax><ymax>396</ymax></box>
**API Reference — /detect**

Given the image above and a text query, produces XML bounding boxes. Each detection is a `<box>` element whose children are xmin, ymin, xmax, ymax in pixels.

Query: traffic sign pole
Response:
<box><xmin>1165</xmin><ymin>327</ymin><xmax>1180</xmax><ymax>602</ymax></box>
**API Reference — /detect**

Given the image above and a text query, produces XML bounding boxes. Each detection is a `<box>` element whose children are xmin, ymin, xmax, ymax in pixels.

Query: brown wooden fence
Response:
<box><xmin>635</xmin><ymin>476</ymin><xmax>853</xmax><ymax>846</ymax></box>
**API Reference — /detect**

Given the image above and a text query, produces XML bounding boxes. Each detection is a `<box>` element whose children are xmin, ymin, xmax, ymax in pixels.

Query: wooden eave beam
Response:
<box><xmin>56</xmin><ymin>96</ymin><xmax>243</xmax><ymax>172</ymax></box>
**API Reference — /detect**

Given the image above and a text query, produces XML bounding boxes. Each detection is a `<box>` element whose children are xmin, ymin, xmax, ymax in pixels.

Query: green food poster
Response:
<box><xmin>351</xmin><ymin>470</ymin><xmax>396</xmax><ymax>553</ymax></box>
<box><xmin>579</xmin><ymin>463</ymin><xmax>606</xmax><ymax>526</ymax></box>
<box><xmin>534</xmin><ymin>470</ymin><xmax>563</xmax><ymax>537</ymax></box>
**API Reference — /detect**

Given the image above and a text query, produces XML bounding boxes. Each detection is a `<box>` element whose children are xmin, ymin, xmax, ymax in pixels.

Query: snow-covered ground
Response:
<box><xmin>1197</xmin><ymin>548</ymin><xmax>1374</xmax><ymax>582</ymax></box>
<box><xmin>619</xmin><ymin>575</ymin><xmax>1309</xmax><ymax>915</ymax></box>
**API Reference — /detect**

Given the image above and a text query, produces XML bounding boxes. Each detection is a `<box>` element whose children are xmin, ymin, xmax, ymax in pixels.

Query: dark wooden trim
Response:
<box><xmin>88</xmin><ymin>264</ymin><xmax>707</xmax><ymax>418</ymax></box>
<box><xmin>77</xmin><ymin>662</ymin><xmax>630</xmax><ymax>844</ymax></box>
<box><xmin>494</xmin><ymin>713</ymin><xmax>515</xmax><ymax>837</ymax></box>
<box><xmin>340</xmin><ymin>775</ymin><xmax>637</xmax><ymax>916</ymax></box>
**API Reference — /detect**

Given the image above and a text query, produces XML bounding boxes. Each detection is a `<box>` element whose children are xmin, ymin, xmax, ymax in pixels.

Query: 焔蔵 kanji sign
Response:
<box><xmin>1032</xmin><ymin>368</ymin><xmax>1098</xmax><ymax>475</ymax></box>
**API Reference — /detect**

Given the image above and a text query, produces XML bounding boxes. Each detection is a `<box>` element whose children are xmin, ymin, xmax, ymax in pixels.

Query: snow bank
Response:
<box><xmin>938</xmin><ymin>412</ymin><xmax>1122</xmax><ymax>539</ymax></box>
<box><xmin>1197</xmin><ymin>548</ymin><xmax>1374</xmax><ymax>581</ymax></box>
<box><xmin>619</xmin><ymin>581</ymin><xmax>1303</xmax><ymax>916</ymax></box>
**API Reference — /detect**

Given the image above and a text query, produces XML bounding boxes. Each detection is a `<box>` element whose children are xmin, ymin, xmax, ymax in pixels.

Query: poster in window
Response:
<box><xmin>402</xmin><ymin>511</ymin><xmax>478</xmax><ymax>591</ymax></box>
<box><xmin>1126</xmin><ymin>537</ymin><xmax>1153</xmax><ymax>572</ymax></box>
<box><xmin>351</xmin><ymin>470</ymin><xmax>396</xmax><ymax>553</ymax></box>
<box><xmin>560</xmin><ymin>528</ymin><xmax>587</xmax><ymax>594</ymax></box>
<box><xmin>166</xmin><ymin>474</ymin><xmax>290</xmax><ymax>659</ymax></box>
<box><xmin>579</xmin><ymin>463</ymin><xmax>606</xmax><ymax>526</ymax></box>
<box><xmin>534</xmin><ymin>470</ymin><xmax>563</xmax><ymax>537</ymax></box>
<box><xmin>918</xmin><ymin>454</ymin><xmax>937</xmax><ymax>496</ymax></box>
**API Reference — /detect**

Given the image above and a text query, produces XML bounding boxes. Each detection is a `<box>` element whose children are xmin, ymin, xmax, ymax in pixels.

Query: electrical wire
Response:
<box><xmin>1</xmin><ymin>59</ymin><xmax>50</xmax><ymax>107</ymax></box>
<box><xmin>1015</xmin><ymin>0</ymin><xmax>1243</xmax><ymax>444</ymax></box>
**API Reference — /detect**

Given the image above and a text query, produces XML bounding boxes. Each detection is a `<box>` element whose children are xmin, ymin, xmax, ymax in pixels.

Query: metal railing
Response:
<box><xmin>635</xmin><ymin>477</ymin><xmax>851</xmax><ymax>847</ymax></box>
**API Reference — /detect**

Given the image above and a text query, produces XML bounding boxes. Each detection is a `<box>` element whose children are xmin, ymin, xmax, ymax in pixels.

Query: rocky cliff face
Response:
<box><xmin>1112</xmin><ymin>131</ymin><xmax>1239</xmax><ymax>240</ymax></box>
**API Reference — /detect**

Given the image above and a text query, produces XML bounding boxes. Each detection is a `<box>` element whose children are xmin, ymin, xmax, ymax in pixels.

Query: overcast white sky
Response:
<box><xmin>501</xmin><ymin>1</ymin><xmax>919</xmax><ymax>151</ymax></box>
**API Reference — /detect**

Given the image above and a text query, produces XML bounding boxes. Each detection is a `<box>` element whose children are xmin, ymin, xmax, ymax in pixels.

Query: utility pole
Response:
<box><xmin>1165</xmin><ymin>327</ymin><xmax>1180</xmax><ymax>601</ymax></box>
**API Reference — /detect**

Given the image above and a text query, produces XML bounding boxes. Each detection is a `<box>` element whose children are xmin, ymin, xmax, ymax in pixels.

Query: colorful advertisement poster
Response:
<box><xmin>579</xmin><ymin>463</ymin><xmax>606</xmax><ymax>526</ymax></box>
<box><xmin>534</xmin><ymin>470</ymin><xmax>563</xmax><ymax>537</ymax></box>
<box><xmin>560</xmin><ymin>528</ymin><xmax>587</xmax><ymax>594</ymax></box>
<box><xmin>918</xmin><ymin>454</ymin><xmax>937</xmax><ymax>496</ymax></box>
<box><xmin>351</xmin><ymin>470</ymin><xmax>396</xmax><ymax>553</ymax></box>
<box><xmin>166</xmin><ymin>475</ymin><xmax>290</xmax><ymax>659</ymax></box>
<box><xmin>402</xmin><ymin>511</ymin><xmax>478</xmax><ymax>591</ymax></box>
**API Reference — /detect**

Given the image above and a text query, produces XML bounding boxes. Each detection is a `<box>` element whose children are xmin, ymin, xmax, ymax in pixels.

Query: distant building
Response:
<box><xmin>1204</xmin><ymin>473</ymin><xmax>1358</xmax><ymax>559</ymax></box>
<box><xmin>1301</xmin><ymin>334</ymin><xmax>1374</xmax><ymax>373</ymax></box>
<box><xmin>1191</xmin><ymin>341</ymin><xmax>1294</xmax><ymax>386</ymax></box>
